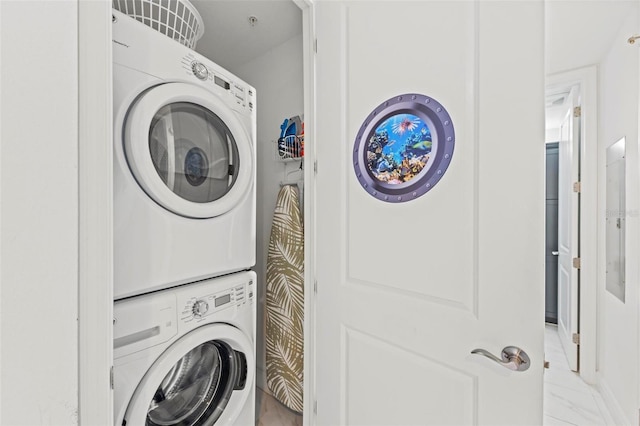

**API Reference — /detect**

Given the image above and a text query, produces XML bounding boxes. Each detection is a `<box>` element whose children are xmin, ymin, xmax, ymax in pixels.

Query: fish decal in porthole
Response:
<box><xmin>353</xmin><ymin>94</ymin><xmax>455</xmax><ymax>202</ymax></box>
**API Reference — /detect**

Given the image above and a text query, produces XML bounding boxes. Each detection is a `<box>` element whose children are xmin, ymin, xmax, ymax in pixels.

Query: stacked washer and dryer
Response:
<box><xmin>111</xmin><ymin>4</ymin><xmax>257</xmax><ymax>425</ymax></box>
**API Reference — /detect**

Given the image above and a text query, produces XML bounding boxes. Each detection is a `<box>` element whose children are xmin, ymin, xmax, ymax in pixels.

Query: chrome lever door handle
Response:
<box><xmin>471</xmin><ymin>346</ymin><xmax>531</xmax><ymax>372</ymax></box>
<box><xmin>552</xmin><ymin>251</ymin><xmax>559</xmax><ymax>256</ymax></box>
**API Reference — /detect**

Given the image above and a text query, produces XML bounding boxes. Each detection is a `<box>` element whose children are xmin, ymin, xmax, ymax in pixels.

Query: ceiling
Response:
<box><xmin>190</xmin><ymin>0</ymin><xmax>302</xmax><ymax>71</ymax></box>
<box><xmin>545</xmin><ymin>0</ymin><xmax>637</xmax><ymax>75</ymax></box>
<box><xmin>545</xmin><ymin>0</ymin><xmax>636</xmax><ymax>128</ymax></box>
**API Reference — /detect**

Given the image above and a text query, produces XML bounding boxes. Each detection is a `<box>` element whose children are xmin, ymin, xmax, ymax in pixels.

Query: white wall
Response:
<box><xmin>234</xmin><ymin>33</ymin><xmax>304</xmax><ymax>391</ymax></box>
<box><xmin>546</xmin><ymin>127</ymin><xmax>561</xmax><ymax>144</ymax></box>
<box><xmin>0</xmin><ymin>1</ymin><xmax>79</xmax><ymax>424</ymax></box>
<box><xmin>597</xmin><ymin>10</ymin><xmax>640</xmax><ymax>424</ymax></box>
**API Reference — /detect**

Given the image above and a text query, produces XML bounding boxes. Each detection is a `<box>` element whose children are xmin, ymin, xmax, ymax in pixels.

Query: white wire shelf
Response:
<box><xmin>276</xmin><ymin>135</ymin><xmax>304</xmax><ymax>161</ymax></box>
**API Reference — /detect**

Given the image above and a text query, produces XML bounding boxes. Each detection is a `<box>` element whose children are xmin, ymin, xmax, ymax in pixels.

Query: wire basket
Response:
<box><xmin>277</xmin><ymin>135</ymin><xmax>304</xmax><ymax>161</ymax></box>
<box><xmin>113</xmin><ymin>0</ymin><xmax>204</xmax><ymax>49</ymax></box>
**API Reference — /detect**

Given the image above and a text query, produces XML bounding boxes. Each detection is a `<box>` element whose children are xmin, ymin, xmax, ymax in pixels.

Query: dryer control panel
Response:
<box><xmin>181</xmin><ymin>53</ymin><xmax>255</xmax><ymax>112</ymax></box>
<box><xmin>181</xmin><ymin>281</ymin><xmax>253</xmax><ymax>323</ymax></box>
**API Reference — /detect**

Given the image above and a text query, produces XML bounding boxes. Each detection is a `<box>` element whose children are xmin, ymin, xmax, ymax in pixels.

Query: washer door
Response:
<box><xmin>124</xmin><ymin>324</ymin><xmax>254</xmax><ymax>426</ymax></box>
<box><xmin>124</xmin><ymin>83</ymin><xmax>253</xmax><ymax>218</ymax></box>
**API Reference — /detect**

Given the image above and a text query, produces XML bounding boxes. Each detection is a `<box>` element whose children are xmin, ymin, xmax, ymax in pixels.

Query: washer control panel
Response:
<box><xmin>181</xmin><ymin>281</ymin><xmax>252</xmax><ymax>323</ymax></box>
<box><xmin>181</xmin><ymin>52</ymin><xmax>254</xmax><ymax>112</ymax></box>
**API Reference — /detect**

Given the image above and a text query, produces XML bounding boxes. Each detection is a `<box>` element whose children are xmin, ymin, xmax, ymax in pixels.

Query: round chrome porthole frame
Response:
<box><xmin>353</xmin><ymin>93</ymin><xmax>455</xmax><ymax>203</ymax></box>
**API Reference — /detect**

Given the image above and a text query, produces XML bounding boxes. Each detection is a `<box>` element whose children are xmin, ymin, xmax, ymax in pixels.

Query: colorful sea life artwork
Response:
<box><xmin>366</xmin><ymin>113</ymin><xmax>433</xmax><ymax>184</ymax></box>
<box><xmin>352</xmin><ymin>93</ymin><xmax>455</xmax><ymax>203</ymax></box>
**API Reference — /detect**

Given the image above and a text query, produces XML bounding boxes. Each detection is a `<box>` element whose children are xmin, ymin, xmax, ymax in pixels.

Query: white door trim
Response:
<box><xmin>296</xmin><ymin>1</ymin><xmax>316</xmax><ymax>425</ymax></box>
<box><xmin>546</xmin><ymin>66</ymin><xmax>598</xmax><ymax>384</ymax></box>
<box><xmin>78</xmin><ymin>1</ymin><xmax>113</xmax><ymax>424</ymax></box>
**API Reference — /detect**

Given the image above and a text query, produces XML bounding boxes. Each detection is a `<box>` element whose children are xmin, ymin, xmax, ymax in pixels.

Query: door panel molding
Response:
<box><xmin>341</xmin><ymin>2</ymin><xmax>481</xmax><ymax>315</ymax></box>
<box><xmin>340</xmin><ymin>326</ymin><xmax>477</xmax><ymax>425</ymax></box>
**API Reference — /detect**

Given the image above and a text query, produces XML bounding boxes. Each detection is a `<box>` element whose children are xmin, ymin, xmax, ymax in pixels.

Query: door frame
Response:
<box><xmin>546</xmin><ymin>66</ymin><xmax>598</xmax><ymax>384</ymax></box>
<box><xmin>291</xmin><ymin>0</ymin><xmax>317</xmax><ymax>424</ymax></box>
<box><xmin>78</xmin><ymin>0</ymin><xmax>113</xmax><ymax>424</ymax></box>
<box><xmin>77</xmin><ymin>0</ymin><xmax>319</xmax><ymax>424</ymax></box>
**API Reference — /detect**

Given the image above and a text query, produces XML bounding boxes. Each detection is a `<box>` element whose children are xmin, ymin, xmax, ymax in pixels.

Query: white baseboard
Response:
<box><xmin>598</xmin><ymin>377</ymin><xmax>632</xmax><ymax>425</ymax></box>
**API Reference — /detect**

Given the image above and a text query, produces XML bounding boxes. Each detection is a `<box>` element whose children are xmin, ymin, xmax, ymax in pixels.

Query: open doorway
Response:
<box><xmin>189</xmin><ymin>1</ymin><xmax>310</xmax><ymax>424</ymax></box>
<box><xmin>543</xmin><ymin>75</ymin><xmax>612</xmax><ymax>425</ymax></box>
<box><xmin>544</xmin><ymin>139</ymin><xmax>559</xmax><ymax>326</ymax></box>
<box><xmin>545</xmin><ymin>83</ymin><xmax>580</xmax><ymax>373</ymax></box>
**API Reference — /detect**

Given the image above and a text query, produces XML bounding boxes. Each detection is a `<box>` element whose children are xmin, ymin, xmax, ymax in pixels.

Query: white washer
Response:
<box><xmin>114</xmin><ymin>271</ymin><xmax>256</xmax><ymax>426</ymax></box>
<box><xmin>113</xmin><ymin>10</ymin><xmax>256</xmax><ymax>299</ymax></box>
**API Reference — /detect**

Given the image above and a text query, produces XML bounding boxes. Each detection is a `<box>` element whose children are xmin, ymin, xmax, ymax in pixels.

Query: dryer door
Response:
<box><xmin>124</xmin><ymin>324</ymin><xmax>254</xmax><ymax>426</ymax></box>
<box><xmin>124</xmin><ymin>82</ymin><xmax>253</xmax><ymax>218</ymax></box>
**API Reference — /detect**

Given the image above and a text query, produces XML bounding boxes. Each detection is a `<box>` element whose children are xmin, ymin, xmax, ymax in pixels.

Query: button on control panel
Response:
<box><xmin>191</xmin><ymin>61</ymin><xmax>209</xmax><ymax>80</ymax></box>
<box><xmin>192</xmin><ymin>300</ymin><xmax>209</xmax><ymax>317</ymax></box>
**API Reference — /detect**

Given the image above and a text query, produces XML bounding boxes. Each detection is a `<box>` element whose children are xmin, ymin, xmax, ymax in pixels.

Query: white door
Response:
<box><xmin>314</xmin><ymin>1</ymin><xmax>545</xmax><ymax>424</ymax></box>
<box><xmin>557</xmin><ymin>87</ymin><xmax>580</xmax><ymax>371</ymax></box>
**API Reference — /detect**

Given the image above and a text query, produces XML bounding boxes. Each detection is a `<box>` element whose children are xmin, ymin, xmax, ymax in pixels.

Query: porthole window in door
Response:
<box><xmin>146</xmin><ymin>340</ymin><xmax>246</xmax><ymax>426</ymax></box>
<box><xmin>353</xmin><ymin>93</ymin><xmax>455</xmax><ymax>202</ymax></box>
<box><xmin>149</xmin><ymin>102</ymin><xmax>240</xmax><ymax>204</ymax></box>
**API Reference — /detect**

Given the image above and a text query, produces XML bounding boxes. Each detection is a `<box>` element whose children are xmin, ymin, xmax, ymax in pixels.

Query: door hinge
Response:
<box><xmin>314</xmin><ymin>160</ymin><xmax>318</xmax><ymax>174</ymax></box>
<box><xmin>314</xmin><ymin>400</ymin><xmax>318</xmax><ymax>414</ymax></box>
<box><xmin>314</xmin><ymin>38</ymin><xmax>318</xmax><ymax>53</ymax></box>
<box><xmin>314</xmin><ymin>279</ymin><xmax>318</xmax><ymax>294</ymax></box>
<box><xmin>572</xmin><ymin>333</ymin><xmax>581</xmax><ymax>345</ymax></box>
<box><xmin>573</xmin><ymin>257</ymin><xmax>581</xmax><ymax>269</ymax></box>
<box><xmin>544</xmin><ymin>360</ymin><xmax>550</xmax><ymax>369</ymax></box>
<box><xmin>574</xmin><ymin>106</ymin><xmax>582</xmax><ymax>118</ymax></box>
<box><xmin>573</xmin><ymin>181</ymin><xmax>581</xmax><ymax>193</ymax></box>
<box><xmin>110</xmin><ymin>366</ymin><xmax>114</xmax><ymax>390</ymax></box>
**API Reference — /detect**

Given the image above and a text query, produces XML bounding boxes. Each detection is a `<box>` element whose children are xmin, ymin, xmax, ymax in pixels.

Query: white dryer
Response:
<box><xmin>113</xmin><ymin>10</ymin><xmax>256</xmax><ymax>299</ymax></box>
<box><xmin>114</xmin><ymin>271</ymin><xmax>256</xmax><ymax>426</ymax></box>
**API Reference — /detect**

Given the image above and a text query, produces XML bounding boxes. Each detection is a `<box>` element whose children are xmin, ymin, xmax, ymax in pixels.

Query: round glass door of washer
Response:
<box><xmin>123</xmin><ymin>325</ymin><xmax>254</xmax><ymax>426</ymax></box>
<box><xmin>124</xmin><ymin>83</ymin><xmax>253</xmax><ymax>218</ymax></box>
<box><xmin>146</xmin><ymin>340</ymin><xmax>246</xmax><ymax>426</ymax></box>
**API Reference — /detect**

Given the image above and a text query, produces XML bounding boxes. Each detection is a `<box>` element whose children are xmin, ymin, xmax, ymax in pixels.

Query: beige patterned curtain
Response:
<box><xmin>265</xmin><ymin>184</ymin><xmax>304</xmax><ymax>413</ymax></box>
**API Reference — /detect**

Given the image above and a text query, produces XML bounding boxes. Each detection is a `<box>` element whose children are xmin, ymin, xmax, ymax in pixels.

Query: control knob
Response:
<box><xmin>191</xmin><ymin>62</ymin><xmax>209</xmax><ymax>80</ymax></box>
<box><xmin>192</xmin><ymin>300</ymin><xmax>209</xmax><ymax>317</ymax></box>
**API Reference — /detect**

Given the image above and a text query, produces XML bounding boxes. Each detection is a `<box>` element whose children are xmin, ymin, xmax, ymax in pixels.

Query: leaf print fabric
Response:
<box><xmin>266</xmin><ymin>185</ymin><xmax>304</xmax><ymax>413</ymax></box>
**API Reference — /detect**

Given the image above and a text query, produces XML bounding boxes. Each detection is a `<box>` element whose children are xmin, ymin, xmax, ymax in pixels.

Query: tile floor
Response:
<box><xmin>256</xmin><ymin>388</ymin><xmax>303</xmax><ymax>426</ymax></box>
<box><xmin>256</xmin><ymin>326</ymin><xmax>615</xmax><ymax>426</ymax></box>
<box><xmin>544</xmin><ymin>324</ymin><xmax>615</xmax><ymax>425</ymax></box>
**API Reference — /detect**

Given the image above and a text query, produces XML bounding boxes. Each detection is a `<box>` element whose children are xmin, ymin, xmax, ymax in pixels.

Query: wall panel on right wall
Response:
<box><xmin>597</xmin><ymin>9</ymin><xmax>640</xmax><ymax>424</ymax></box>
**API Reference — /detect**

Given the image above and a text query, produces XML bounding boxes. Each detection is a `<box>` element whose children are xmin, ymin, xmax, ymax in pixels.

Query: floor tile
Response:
<box><xmin>590</xmin><ymin>391</ymin><xmax>617</xmax><ymax>425</ymax></box>
<box><xmin>544</xmin><ymin>368</ymin><xmax>595</xmax><ymax>395</ymax></box>
<box><xmin>544</xmin><ymin>414</ymin><xmax>578</xmax><ymax>425</ymax></box>
<box><xmin>256</xmin><ymin>388</ymin><xmax>303</xmax><ymax>426</ymax></box>
<box><xmin>545</xmin><ymin>382</ymin><xmax>606</xmax><ymax>425</ymax></box>
<box><xmin>544</xmin><ymin>325</ymin><xmax>614</xmax><ymax>426</ymax></box>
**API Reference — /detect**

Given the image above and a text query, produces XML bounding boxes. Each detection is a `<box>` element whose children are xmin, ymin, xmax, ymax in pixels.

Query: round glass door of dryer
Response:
<box><xmin>124</xmin><ymin>82</ymin><xmax>253</xmax><ymax>218</ymax></box>
<box><xmin>148</xmin><ymin>102</ymin><xmax>239</xmax><ymax>204</ymax></box>
<box><xmin>124</xmin><ymin>325</ymin><xmax>254</xmax><ymax>426</ymax></box>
